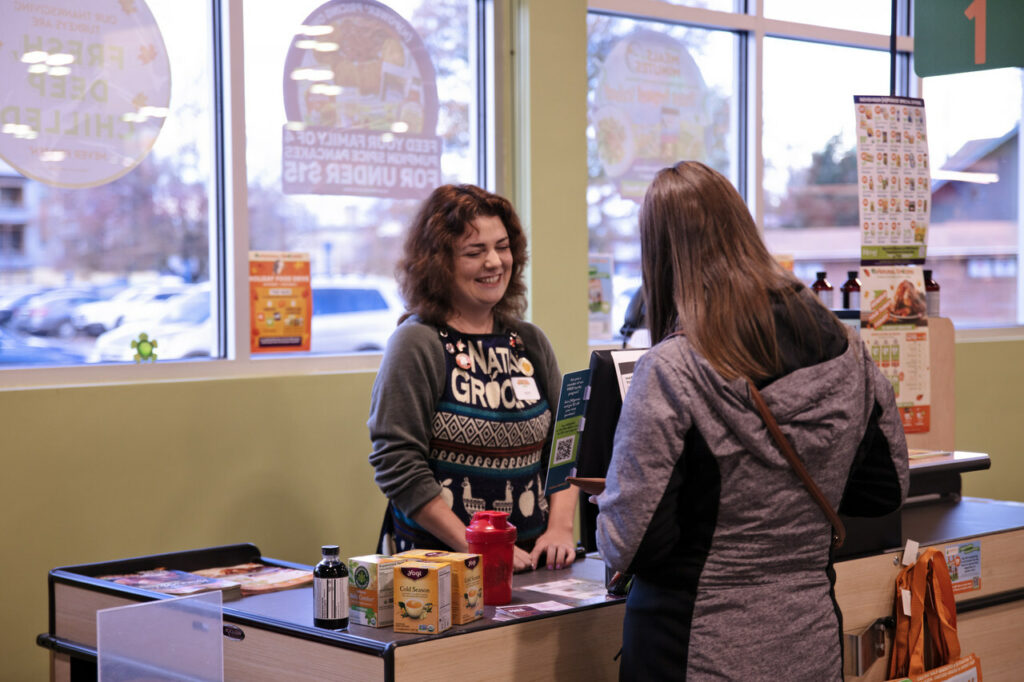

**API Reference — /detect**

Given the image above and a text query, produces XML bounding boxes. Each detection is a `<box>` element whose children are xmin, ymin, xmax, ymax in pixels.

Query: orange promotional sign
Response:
<box><xmin>249</xmin><ymin>252</ymin><xmax>312</xmax><ymax>353</ymax></box>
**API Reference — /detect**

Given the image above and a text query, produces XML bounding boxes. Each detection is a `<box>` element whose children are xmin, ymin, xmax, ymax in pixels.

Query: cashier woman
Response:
<box><xmin>368</xmin><ymin>184</ymin><xmax>577</xmax><ymax>573</ymax></box>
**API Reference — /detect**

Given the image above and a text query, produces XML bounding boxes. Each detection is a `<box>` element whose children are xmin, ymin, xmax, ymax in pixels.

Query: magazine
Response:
<box><xmin>99</xmin><ymin>568</ymin><xmax>243</xmax><ymax>601</ymax></box>
<box><xmin>192</xmin><ymin>562</ymin><xmax>312</xmax><ymax>596</ymax></box>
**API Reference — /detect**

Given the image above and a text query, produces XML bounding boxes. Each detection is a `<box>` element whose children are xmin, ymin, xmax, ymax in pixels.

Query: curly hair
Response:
<box><xmin>396</xmin><ymin>184</ymin><xmax>528</xmax><ymax>327</ymax></box>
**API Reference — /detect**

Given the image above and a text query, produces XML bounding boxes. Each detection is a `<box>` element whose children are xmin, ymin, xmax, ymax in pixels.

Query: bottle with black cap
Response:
<box><xmin>811</xmin><ymin>271</ymin><xmax>834</xmax><ymax>308</ymax></box>
<box><xmin>924</xmin><ymin>269</ymin><xmax>940</xmax><ymax>317</ymax></box>
<box><xmin>841</xmin><ymin>271</ymin><xmax>861</xmax><ymax>309</ymax></box>
<box><xmin>313</xmin><ymin>544</ymin><xmax>348</xmax><ymax>629</ymax></box>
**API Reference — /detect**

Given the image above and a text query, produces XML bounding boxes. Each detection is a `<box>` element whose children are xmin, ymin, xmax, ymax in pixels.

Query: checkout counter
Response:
<box><xmin>39</xmin><ymin>545</ymin><xmax>626</xmax><ymax>681</ymax></box>
<box><xmin>36</xmin><ymin>320</ymin><xmax>1024</xmax><ymax>680</ymax></box>
<box><xmin>37</xmin><ymin>453</ymin><xmax>1024</xmax><ymax>682</ymax></box>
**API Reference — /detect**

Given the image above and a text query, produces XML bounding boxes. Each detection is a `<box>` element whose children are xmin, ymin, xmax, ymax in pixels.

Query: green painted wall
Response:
<box><xmin>956</xmin><ymin>340</ymin><xmax>1024</xmax><ymax>501</ymax></box>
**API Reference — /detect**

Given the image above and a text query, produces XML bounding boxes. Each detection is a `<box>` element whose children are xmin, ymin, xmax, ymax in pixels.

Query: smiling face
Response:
<box><xmin>448</xmin><ymin>215</ymin><xmax>512</xmax><ymax>330</ymax></box>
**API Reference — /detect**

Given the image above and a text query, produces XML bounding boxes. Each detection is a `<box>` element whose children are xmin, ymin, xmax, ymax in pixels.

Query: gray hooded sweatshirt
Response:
<box><xmin>596</xmin><ymin>326</ymin><xmax>909</xmax><ymax>680</ymax></box>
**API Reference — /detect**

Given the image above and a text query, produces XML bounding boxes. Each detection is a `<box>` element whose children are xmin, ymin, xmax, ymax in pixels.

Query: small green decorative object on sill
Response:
<box><xmin>131</xmin><ymin>333</ymin><xmax>158</xmax><ymax>363</ymax></box>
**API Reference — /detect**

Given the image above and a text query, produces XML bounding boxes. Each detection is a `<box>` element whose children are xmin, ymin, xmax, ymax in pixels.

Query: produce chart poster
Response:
<box><xmin>249</xmin><ymin>251</ymin><xmax>312</xmax><ymax>353</ymax></box>
<box><xmin>860</xmin><ymin>265</ymin><xmax>931</xmax><ymax>433</ymax></box>
<box><xmin>854</xmin><ymin>96</ymin><xmax>931</xmax><ymax>264</ymax></box>
<box><xmin>280</xmin><ymin>0</ymin><xmax>442</xmax><ymax>199</ymax></box>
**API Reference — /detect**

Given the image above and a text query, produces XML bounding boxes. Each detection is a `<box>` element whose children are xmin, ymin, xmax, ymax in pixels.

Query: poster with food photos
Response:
<box><xmin>860</xmin><ymin>265</ymin><xmax>931</xmax><ymax>433</ymax></box>
<box><xmin>854</xmin><ymin>96</ymin><xmax>930</xmax><ymax>264</ymax></box>
<box><xmin>249</xmin><ymin>251</ymin><xmax>312</xmax><ymax>353</ymax></box>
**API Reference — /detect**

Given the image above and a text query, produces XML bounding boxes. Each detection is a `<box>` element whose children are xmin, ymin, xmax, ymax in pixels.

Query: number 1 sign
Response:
<box><xmin>915</xmin><ymin>0</ymin><xmax>1024</xmax><ymax>77</ymax></box>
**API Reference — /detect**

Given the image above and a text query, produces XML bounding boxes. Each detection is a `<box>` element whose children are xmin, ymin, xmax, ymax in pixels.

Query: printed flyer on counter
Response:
<box><xmin>854</xmin><ymin>96</ymin><xmax>931</xmax><ymax>264</ymax></box>
<box><xmin>249</xmin><ymin>251</ymin><xmax>312</xmax><ymax>353</ymax></box>
<box><xmin>860</xmin><ymin>265</ymin><xmax>931</xmax><ymax>433</ymax></box>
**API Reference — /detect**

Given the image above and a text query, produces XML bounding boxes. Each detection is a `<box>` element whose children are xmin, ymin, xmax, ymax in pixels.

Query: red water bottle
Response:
<box><xmin>466</xmin><ymin>510</ymin><xmax>516</xmax><ymax>605</ymax></box>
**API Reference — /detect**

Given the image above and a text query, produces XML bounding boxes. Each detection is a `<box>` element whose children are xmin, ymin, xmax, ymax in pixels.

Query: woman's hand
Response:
<box><xmin>529</xmin><ymin>526</ymin><xmax>577</xmax><ymax>570</ymax></box>
<box><xmin>513</xmin><ymin>546</ymin><xmax>535</xmax><ymax>573</ymax></box>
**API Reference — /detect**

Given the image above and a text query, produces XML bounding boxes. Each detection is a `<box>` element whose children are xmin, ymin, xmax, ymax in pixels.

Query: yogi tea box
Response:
<box><xmin>395</xmin><ymin>550</ymin><xmax>484</xmax><ymax>624</ymax></box>
<box><xmin>348</xmin><ymin>554</ymin><xmax>403</xmax><ymax>627</ymax></box>
<box><xmin>393</xmin><ymin>561</ymin><xmax>451</xmax><ymax>634</ymax></box>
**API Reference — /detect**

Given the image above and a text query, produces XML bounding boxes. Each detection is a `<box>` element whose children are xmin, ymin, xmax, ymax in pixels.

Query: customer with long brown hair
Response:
<box><xmin>369</xmin><ymin>184</ymin><xmax>577</xmax><ymax>572</ymax></box>
<box><xmin>595</xmin><ymin>161</ymin><xmax>908</xmax><ymax>679</ymax></box>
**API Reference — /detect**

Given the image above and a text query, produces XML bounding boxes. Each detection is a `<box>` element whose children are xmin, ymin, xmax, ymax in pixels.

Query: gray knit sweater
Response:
<box><xmin>367</xmin><ymin>315</ymin><xmax>562</xmax><ymax>517</ymax></box>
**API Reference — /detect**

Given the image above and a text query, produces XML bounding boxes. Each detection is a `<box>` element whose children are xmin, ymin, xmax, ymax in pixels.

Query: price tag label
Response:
<box><xmin>902</xmin><ymin>539</ymin><xmax>920</xmax><ymax>566</ymax></box>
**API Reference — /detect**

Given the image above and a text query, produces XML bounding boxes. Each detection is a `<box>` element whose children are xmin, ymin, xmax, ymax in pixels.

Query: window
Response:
<box><xmin>586</xmin><ymin>0</ymin><xmax>1022</xmax><ymax>333</ymax></box>
<box><xmin>760</xmin><ymin>39</ymin><xmax>891</xmax><ymax>288</ymax></box>
<box><xmin>0</xmin><ymin>0</ymin><xmax>216</xmax><ymax>368</ymax></box>
<box><xmin>922</xmin><ymin>67</ymin><xmax>1022</xmax><ymax>327</ymax></box>
<box><xmin>586</xmin><ymin>11</ymin><xmax>738</xmax><ymax>340</ymax></box>
<box><xmin>243</xmin><ymin>0</ymin><xmax>483</xmax><ymax>356</ymax></box>
<box><xmin>0</xmin><ymin>186</ymin><xmax>23</xmax><ymax>208</ymax></box>
<box><xmin>0</xmin><ymin>0</ymin><xmax>491</xmax><ymax>372</ymax></box>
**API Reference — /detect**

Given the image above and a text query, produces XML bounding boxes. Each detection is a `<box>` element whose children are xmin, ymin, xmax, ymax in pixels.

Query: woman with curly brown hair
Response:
<box><xmin>368</xmin><ymin>184</ymin><xmax>577</xmax><ymax>572</ymax></box>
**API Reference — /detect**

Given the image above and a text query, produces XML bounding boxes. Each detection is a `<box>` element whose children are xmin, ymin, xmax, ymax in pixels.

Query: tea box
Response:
<box><xmin>393</xmin><ymin>561</ymin><xmax>451</xmax><ymax>634</ymax></box>
<box><xmin>347</xmin><ymin>554</ymin><xmax>403</xmax><ymax>627</ymax></box>
<box><xmin>395</xmin><ymin>549</ymin><xmax>483</xmax><ymax>624</ymax></box>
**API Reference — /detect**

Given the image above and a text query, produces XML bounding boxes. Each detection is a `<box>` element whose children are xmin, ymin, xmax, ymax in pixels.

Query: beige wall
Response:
<box><xmin>3</xmin><ymin>1</ymin><xmax>1022</xmax><ymax>679</ymax></box>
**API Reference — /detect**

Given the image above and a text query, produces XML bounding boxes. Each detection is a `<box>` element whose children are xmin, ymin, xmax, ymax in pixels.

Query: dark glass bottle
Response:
<box><xmin>841</xmin><ymin>270</ymin><xmax>861</xmax><ymax>310</ymax></box>
<box><xmin>811</xmin><ymin>271</ymin><xmax>834</xmax><ymax>308</ymax></box>
<box><xmin>313</xmin><ymin>545</ymin><xmax>348</xmax><ymax>629</ymax></box>
<box><xmin>924</xmin><ymin>269</ymin><xmax>940</xmax><ymax>317</ymax></box>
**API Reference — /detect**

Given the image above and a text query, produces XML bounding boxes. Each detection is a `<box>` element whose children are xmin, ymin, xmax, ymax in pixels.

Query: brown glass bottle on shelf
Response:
<box><xmin>840</xmin><ymin>271</ymin><xmax>861</xmax><ymax>310</ymax></box>
<box><xmin>811</xmin><ymin>271</ymin><xmax>834</xmax><ymax>308</ymax></box>
<box><xmin>924</xmin><ymin>269</ymin><xmax>940</xmax><ymax>317</ymax></box>
<box><xmin>313</xmin><ymin>545</ymin><xmax>348</xmax><ymax>629</ymax></box>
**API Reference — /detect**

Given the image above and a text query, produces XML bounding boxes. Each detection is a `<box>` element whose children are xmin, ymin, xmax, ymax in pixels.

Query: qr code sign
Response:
<box><xmin>553</xmin><ymin>435</ymin><xmax>576</xmax><ymax>465</ymax></box>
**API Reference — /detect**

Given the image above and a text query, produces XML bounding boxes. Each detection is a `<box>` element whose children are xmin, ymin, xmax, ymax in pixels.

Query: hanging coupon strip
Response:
<box><xmin>854</xmin><ymin>96</ymin><xmax>930</xmax><ymax>264</ymax></box>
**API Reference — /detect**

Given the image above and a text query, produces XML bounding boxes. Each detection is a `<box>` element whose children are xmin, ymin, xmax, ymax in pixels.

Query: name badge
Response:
<box><xmin>512</xmin><ymin>376</ymin><xmax>541</xmax><ymax>401</ymax></box>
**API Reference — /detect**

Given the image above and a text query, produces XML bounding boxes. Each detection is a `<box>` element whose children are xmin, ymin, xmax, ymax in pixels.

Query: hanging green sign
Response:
<box><xmin>915</xmin><ymin>0</ymin><xmax>1024</xmax><ymax>77</ymax></box>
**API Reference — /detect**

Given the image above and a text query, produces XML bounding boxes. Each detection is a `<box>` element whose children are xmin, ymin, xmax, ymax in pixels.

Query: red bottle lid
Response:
<box><xmin>465</xmin><ymin>510</ymin><xmax>517</xmax><ymax>545</ymax></box>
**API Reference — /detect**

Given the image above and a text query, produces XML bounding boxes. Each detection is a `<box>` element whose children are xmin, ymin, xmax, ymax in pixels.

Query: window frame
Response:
<box><xmin>586</xmin><ymin>0</ymin><xmax>1024</xmax><ymax>343</ymax></box>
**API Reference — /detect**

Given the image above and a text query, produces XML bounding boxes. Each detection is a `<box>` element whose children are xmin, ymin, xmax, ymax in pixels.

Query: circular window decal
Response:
<box><xmin>0</xmin><ymin>0</ymin><xmax>172</xmax><ymax>188</ymax></box>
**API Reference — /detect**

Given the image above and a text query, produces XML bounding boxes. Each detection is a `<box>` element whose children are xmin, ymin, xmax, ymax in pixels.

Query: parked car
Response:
<box><xmin>12</xmin><ymin>289</ymin><xmax>102</xmax><ymax>337</ymax></box>
<box><xmin>310</xmin><ymin>278</ymin><xmax>404</xmax><ymax>353</ymax></box>
<box><xmin>88</xmin><ymin>285</ymin><xmax>214</xmax><ymax>363</ymax></box>
<box><xmin>88</xmin><ymin>278</ymin><xmax>405</xmax><ymax>361</ymax></box>
<box><xmin>0</xmin><ymin>327</ymin><xmax>85</xmax><ymax>367</ymax></box>
<box><xmin>0</xmin><ymin>287</ymin><xmax>54</xmax><ymax>326</ymax></box>
<box><xmin>73</xmin><ymin>284</ymin><xmax>188</xmax><ymax>336</ymax></box>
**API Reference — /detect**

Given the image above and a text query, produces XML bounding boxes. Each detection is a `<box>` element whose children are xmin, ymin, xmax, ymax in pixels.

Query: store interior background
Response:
<box><xmin>2</xmin><ymin>2</ymin><xmax>1023</xmax><ymax>679</ymax></box>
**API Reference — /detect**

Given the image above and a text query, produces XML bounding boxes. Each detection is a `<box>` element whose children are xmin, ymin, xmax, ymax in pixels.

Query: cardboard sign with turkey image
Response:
<box><xmin>860</xmin><ymin>265</ymin><xmax>932</xmax><ymax>433</ymax></box>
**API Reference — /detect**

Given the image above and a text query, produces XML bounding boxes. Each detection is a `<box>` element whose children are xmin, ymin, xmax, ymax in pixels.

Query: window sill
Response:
<box><xmin>0</xmin><ymin>352</ymin><xmax>383</xmax><ymax>392</ymax></box>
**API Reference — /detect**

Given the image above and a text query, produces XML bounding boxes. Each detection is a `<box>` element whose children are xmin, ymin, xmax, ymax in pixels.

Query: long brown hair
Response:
<box><xmin>640</xmin><ymin>161</ymin><xmax>837</xmax><ymax>381</ymax></box>
<box><xmin>396</xmin><ymin>184</ymin><xmax>528</xmax><ymax>326</ymax></box>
